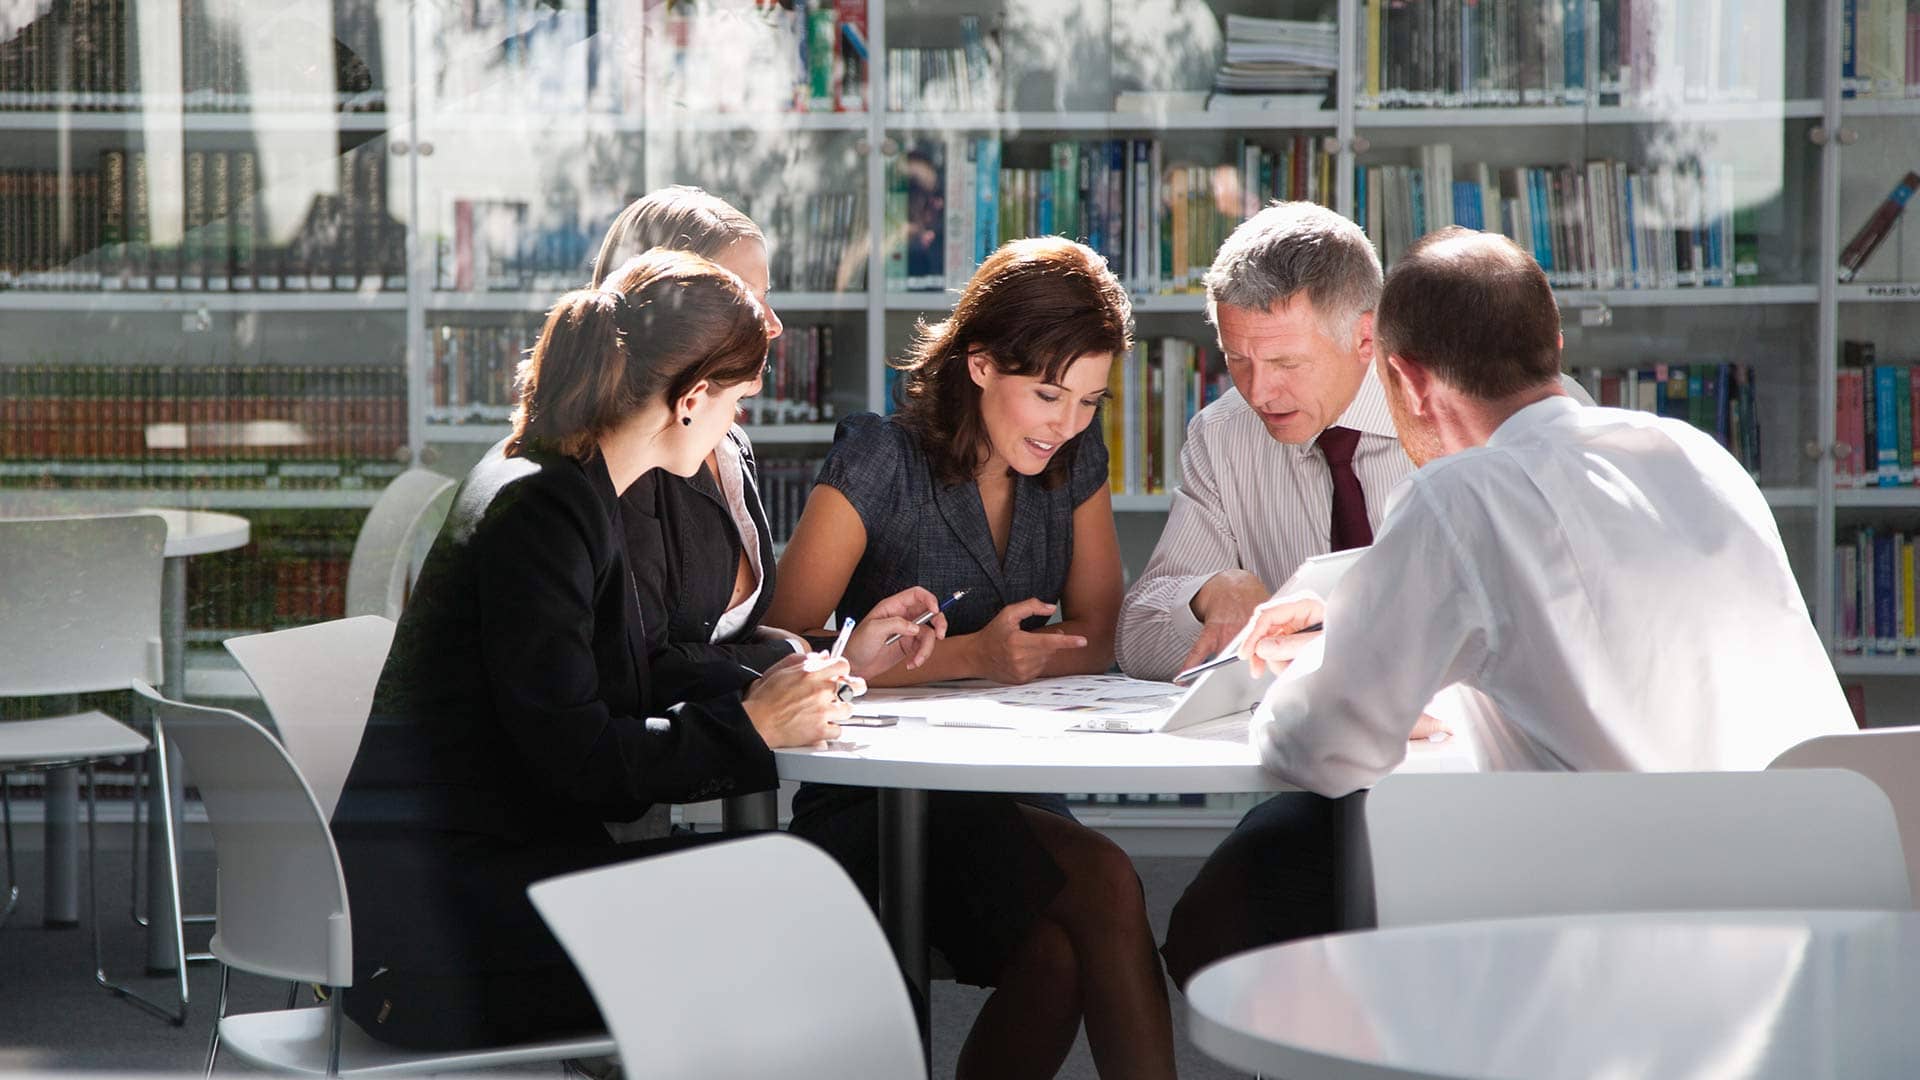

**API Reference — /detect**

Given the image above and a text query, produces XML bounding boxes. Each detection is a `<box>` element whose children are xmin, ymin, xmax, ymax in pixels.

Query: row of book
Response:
<box><xmin>1357</xmin><ymin>151</ymin><xmax>1755</xmax><ymax>290</ymax></box>
<box><xmin>1358</xmin><ymin>0</ymin><xmax>1774</xmax><ymax>109</ymax></box>
<box><xmin>757</xmin><ymin>457</ymin><xmax>828</xmax><ymax>546</ymax></box>
<box><xmin>885</xmin><ymin>136</ymin><xmax>1334</xmax><ymax>294</ymax></box>
<box><xmin>432</xmin><ymin>189</ymin><xmax>868</xmax><ymax>297</ymax></box>
<box><xmin>1572</xmin><ymin>362</ymin><xmax>1762</xmax><ymax>475</ymax></box>
<box><xmin>634</xmin><ymin>0</ymin><xmax>868</xmax><ymax>116</ymax></box>
<box><xmin>1103</xmin><ymin>337</ymin><xmax>1232</xmax><ymax>497</ymax></box>
<box><xmin>736</xmin><ymin>191</ymin><xmax>869</xmax><ymax>293</ymax></box>
<box><xmin>188</xmin><ymin>514</ymin><xmax>360</xmax><ymax>634</ymax></box>
<box><xmin>1842</xmin><ymin>0</ymin><xmax>1920</xmax><ymax>99</ymax></box>
<box><xmin>0</xmin><ymin>0</ymin><xmax>388</xmax><ymax>111</ymax></box>
<box><xmin>1</xmin><ymin>148</ymin><xmax>404</xmax><ymax>292</ymax></box>
<box><xmin>0</xmin><ymin>363</ymin><xmax>409</xmax><ymax>486</ymax></box>
<box><xmin>1835</xmin><ymin>342</ymin><xmax>1920</xmax><ymax>488</ymax></box>
<box><xmin>435</xmin><ymin>199</ymin><xmax>604</xmax><ymax>295</ymax></box>
<box><xmin>884</xmin><ymin>17</ymin><xmax>998</xmax><ymax>112</ymax></box>
<box><xmin>1836</xmin><ymin>526</ymin><xmax>1920</xmax><ymax>655</ymax></box>
<box><xmin>425</xmin><ymin>321</ymin><xmax>843</xmax><ymax>427</ymax></box>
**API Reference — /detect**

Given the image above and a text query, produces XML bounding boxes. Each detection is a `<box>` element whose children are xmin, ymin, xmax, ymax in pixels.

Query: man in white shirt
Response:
<box><xmin>1239</xmin><ymin>226</ymin><xmax>1854</xmax><ymax>795</ymax></box>
<box><xmin>1116</xmin><ymin>202</ymin><xmax>1412</xmax><ymax>682</ymax></box>
<box><xmin>1161</xmin><ymin>226</ymin><xmax>1853</xmax><ymax>989</ymax></box>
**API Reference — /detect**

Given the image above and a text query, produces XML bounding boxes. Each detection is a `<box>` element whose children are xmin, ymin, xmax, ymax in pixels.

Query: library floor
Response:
<box><xmin>1</xmin><ymin>835</ymin><xmax>1248</xmax><ymax>1079</ymax></box>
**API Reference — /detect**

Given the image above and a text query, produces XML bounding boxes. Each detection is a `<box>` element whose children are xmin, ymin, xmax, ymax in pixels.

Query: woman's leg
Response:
<box><xmin>1016</xmin><ymin>805</ymin><xmax>1177</xmax><ymax>1080</ymax></box>
<box><xmin>954</xmin><ymin>915</ymin><xmax>1084</xmax><ymax>1080</ymax></box>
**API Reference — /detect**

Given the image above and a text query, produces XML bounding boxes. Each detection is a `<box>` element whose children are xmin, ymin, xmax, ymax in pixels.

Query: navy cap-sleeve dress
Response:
<box><xmin>787</xmin><ymin>411</ymin><xmax>1110</xmax><ymax>987</ymax></box>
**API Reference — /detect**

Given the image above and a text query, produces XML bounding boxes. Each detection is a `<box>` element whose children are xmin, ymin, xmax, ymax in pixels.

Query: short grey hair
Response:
<box><xmin>1203</xmin><ymin>201</ymin><xmax>1383</xmax><ymax>342</ymax></box>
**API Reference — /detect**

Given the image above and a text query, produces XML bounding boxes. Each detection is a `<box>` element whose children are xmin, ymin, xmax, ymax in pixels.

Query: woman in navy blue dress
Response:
<box><xmin>766</xmin><ymin>237</ymin><xmax>1173</xmax><ymax>1080</ymax></box>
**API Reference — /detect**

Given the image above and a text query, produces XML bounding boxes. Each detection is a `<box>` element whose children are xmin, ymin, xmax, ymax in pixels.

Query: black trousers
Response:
<box><xmin>1160</xmin><ymin>790</ymin><xmax>1359</xmax><ymax>990</ymax></box>
<box><xmin>340</xmin><ymin>829</ymin><xmax>747</xmax><ymax>1052</ymax></box>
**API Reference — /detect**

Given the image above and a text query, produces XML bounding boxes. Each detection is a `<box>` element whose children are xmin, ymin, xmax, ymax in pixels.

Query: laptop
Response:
<box><xmin>1066</xmin><ymin>545</ymin><xmax>1371</xmax><ymax>734</ymax></box>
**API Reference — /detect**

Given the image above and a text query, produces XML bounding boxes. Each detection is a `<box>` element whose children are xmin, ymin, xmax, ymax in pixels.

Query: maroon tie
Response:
<box><xmin>1317</xmin><ymin>425</ymin><xmax>1372</xmax><ymax>551</ymax></box>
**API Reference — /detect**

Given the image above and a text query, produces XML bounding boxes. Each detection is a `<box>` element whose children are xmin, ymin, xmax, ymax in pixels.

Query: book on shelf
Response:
<box><xmin>1835</xmin><ymin>341</ymin><xmax>1920</xmax><ymax>489</ymax></box>
<box><xmin>1358</xmin><ymin>0</ymin><xmax>1781</xmax><ymax>110</ymax></box>
<box><xmin>583</xmin><ymin>0</ymin><xmax>864</xmax><ymax>118</ymax></box>
<box><xmin>1837</xmin><ymin>525</ymin><xmax>1920</xmax><ymax>657</ymax></box>
<box><xmin>756</xmin><ymin>455</ymin><xmax>828</xmax><ymax>545</ymax></box>
<box><xmin>1357</xmin><ymin>148</ymin><xmax>1752</xmax><ymax>290</ymax></box>
<box><xmin>886</xmin><ymin>14</ymin><xmax>1000</xmax><ymax>112</ymax></box>
<box><xmin>887</xmin><ymin>134</ymin><xmax>1332</xmax><ymax>295</ymax></box>
<box><xmin>1838</xmin><ymin>171</ymin><xmax>1920</xmax><ymax>284</ymax></box>
<box><xmin>1841</xmin><ymin>0</ymin><xmax>1920</xmax><ymax>99</ymax></box>
<box><xmin>1212</xmin><ymin>14</ymin><xmax>1336</xmax><ymax>108</ymax></box>
<box><xmin>1102</xmin><ymin>337</ymin><xmax>1230</xmax><ymax>497</ymax></box>
<box><xmin>0</xmin><ymin>0</ymin><xmax>389</xmax><ymax>112</ymax></box>
<box><xmin>1576</xmin><ymin>362</ymin><xmax>1761</xmax><ymax>477</ymax></box>
<box><xmin>427</xmin><ymin>320</ymin><xmax>842</xmax><ymax>428</ymax></box>
<box><xmin>0</xmin><ymin>147</ymin><xmax>401</xmax><ymax>293</ymax></box>
<box><xmin>0</xmin><ymin>361</ymin><xmax>408</xmax><ymax>490</ymax></box>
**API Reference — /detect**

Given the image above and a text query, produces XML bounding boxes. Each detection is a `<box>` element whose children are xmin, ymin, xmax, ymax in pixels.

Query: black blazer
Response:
<box><xmin>621</xmin><ymin>426</ymin><xmax>793</xmax><ymax>682</ymax></box>
<box><xmin>330</xmin><ymin>443</ymin><xmax>777</xmax><ymax>977</ymax></box>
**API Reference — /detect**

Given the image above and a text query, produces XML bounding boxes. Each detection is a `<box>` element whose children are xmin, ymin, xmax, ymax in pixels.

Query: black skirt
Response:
<box><xmin>788</xmin><ymin>782</ymin><xmax>1073</xmax><ymax>988</ymax></box>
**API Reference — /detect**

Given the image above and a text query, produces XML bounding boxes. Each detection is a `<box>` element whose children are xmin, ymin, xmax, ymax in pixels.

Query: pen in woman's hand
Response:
<box><xmin>829</xmin><ymin>618</ymin><xmax>858</xmax><ymax>701</ymax></box>
<box><xmin>881</xmin><ymin>589</ymin><xmax>969</xmax><ymax>648</ymax></box>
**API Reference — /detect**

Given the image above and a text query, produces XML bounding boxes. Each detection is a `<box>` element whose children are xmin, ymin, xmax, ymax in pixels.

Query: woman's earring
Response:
<box><xmin>681</xmin><ymin>416</ymin><xmax>692</xmax><ymax>427</ymax></box>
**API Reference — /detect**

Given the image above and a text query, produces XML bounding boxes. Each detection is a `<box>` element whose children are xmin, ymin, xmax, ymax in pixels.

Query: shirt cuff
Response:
<box><xmin>1171</xmin><ymin>576</ymin><xmax>1209</xmax><ymax>640</ymax></box>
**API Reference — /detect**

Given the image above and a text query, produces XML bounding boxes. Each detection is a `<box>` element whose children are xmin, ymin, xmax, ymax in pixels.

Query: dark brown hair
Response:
<box><xmin>893</xmin><ymin>237</ymin><xmax>1132</xmax><ymax>488</ymax></box>
<box><xmin>507</xmin><ymin>249</ymin><xmax>770</xmax><ymax>460</ymax></box>
<box><xmin>590</xmin><ymin>186</ymin><xmax>764</xmax><ymax>288</ymax></box>
<box><xmin>1376</xmin><ymin>226</ymin><xmax>1562</xmax><ymax>400</ymax></box>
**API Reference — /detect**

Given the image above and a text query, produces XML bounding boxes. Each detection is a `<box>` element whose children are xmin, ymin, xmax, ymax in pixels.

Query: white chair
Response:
<box><xmin>1771</xmin><ymin>727</ymin><xmax>1920</xmax><ymax>901</ymax></box>
<box><xmin>1366</xmin><ymin>770</ymin><xmax>1913</xmax><ymax>929</ymax></box>
<box><xmin>344</xmin><ymin>469</ymin><xmax>455</xmax><ymax>621</ymax></box>
<box><xmin>529</xmin><ymin>833</ymin><xmax>926</xmax><ymax>1080</ymax></box>
<box><xmin>131</xmin><ymin>681</ymin><xmax>615</xmax><ymax>1077</ymax></box>
<box><xmin>0</xmin><ymin>513</ymin><xmax>187</xmax><ymax>1022</ymax></box>
<box><xmin>224</xmin><ymin>616</ymin><xmax>395</xmax><ymax>821</ymax></box>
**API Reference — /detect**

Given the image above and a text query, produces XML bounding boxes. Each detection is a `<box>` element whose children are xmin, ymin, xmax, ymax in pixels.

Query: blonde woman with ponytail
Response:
<box><xmin>327</xmin><ymin>249</ymin><xmax>931</xmax><ymax>1051</ymax></box>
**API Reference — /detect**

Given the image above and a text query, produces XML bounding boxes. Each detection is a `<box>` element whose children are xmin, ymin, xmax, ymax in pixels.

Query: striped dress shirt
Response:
<box><xmin>1116</xmin><ymin>367</ymin><xmax>1413</xmax><ymax>682</ymax></box>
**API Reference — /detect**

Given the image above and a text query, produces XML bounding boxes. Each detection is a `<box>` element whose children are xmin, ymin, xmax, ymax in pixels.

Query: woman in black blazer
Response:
<box><xmin>595</xmin><ymin>188</ymin><xmax>947</xmax><ymax>820</ymax></box>
<box><xmin>329</xmin><ymin>249</ymin><xmax>931</xmax><ymax>1051</ymax></box>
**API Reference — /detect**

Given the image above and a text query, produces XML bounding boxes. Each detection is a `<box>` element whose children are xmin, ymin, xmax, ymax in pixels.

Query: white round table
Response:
<box><xmin>732</xmin><ymin>713</ymin><xmax>1476</xmax><ymax>1054</ymax></box>
<box><xmin>1186</xmin><ymin>909</ymin><xmax>1920</xmax><ymax>1079</ymax></box>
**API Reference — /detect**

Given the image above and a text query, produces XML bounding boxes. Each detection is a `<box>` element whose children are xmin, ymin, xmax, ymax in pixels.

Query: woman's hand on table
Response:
<box><xmin>842</xmin><ymin>586</ymin><xmax>949</xmax><ymax>678</ymax></box>
<box><xmin>742</xmin><ymin>652</ymin><xmax>850</xmax><ymax>748</ymax></box>
<box><xmin>968</xmin><ymin>599</ymin><xmax>1088</xmax><ymax>685</ymax></box>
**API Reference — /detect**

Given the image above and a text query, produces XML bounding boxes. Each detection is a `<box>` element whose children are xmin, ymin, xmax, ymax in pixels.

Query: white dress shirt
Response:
<box><xmin>1116</xmin><ymin>367</ymin><xmax>1413</xmax><ymax>681</ymax></box>
<box><xmin>709</xmin><ymin>430</ymin><xmax>765</xmax><ymax>643</ymax></box>
<box><xmin>1253</xmin><ymin>395</ymin><xmax>1854</xmax><ymax>798</ymax></box>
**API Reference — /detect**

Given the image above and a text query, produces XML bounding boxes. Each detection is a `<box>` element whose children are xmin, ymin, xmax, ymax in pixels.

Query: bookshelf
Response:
<box><xmin>3</xmin><ymin>0</ymin><xmax>1918</xmax><ymax>726</ymax></box>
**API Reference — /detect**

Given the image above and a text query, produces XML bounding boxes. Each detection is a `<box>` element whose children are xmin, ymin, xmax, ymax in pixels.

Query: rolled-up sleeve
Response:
<box><xmin>1116</xmin><ymin>415</ymin><xmax>1244</xmax><ymax>681</ymax></box>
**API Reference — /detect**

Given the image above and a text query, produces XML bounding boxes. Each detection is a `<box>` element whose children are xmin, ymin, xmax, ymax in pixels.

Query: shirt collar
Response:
<box><xmin>1486</xmin><ymin>393</ymin><xmax>1583</xmax><ymax>448</ymax></box>
<box><xmin>1279</xmin><ymin>365</ymin><xmax>1401</xmax><ymax>459</ymax></box>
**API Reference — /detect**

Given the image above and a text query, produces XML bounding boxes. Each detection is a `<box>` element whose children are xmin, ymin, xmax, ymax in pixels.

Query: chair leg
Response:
<box><xmin>91</xmin><ymin>747</ymin><xmax>189</xmax><ymax>1024</ymax></box>
<box><xmin>205</xmin><ymin>962</ymin><xmax>230</xmax><ymax>1077</ymax></box>
<box><xmin>326</xmin><ymin>988</ymin><xmax>345</xmax><ymax>1078</ymax></box>
<box><xmin>129</xmin><ymin>748</ymin><xmax>148</xmax><ymax>928</ymax></box>
<box><xmin>0</xmin><ymin>772</ymin><xmax>17</xmax><ymax>926</ymax></box>
<box><xmin>285</xmin><ymin>979</ymin><xmax>303</xmax><ymax>1008</ymax></box>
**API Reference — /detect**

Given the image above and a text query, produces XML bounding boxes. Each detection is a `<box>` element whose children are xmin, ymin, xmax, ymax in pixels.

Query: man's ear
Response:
<box><xmin>966</xmin><ymin>347</ymin><xmax>994</xmax><ymax>390</ymax></box>
<box><xmin>1383</xmin><ymin>353</ymin><xmax>1435</xmax><ymax>416</ymax></box>
<box><xmin>1351</xmin><ymin>311</ymin><xmax>1376</xmax><ymax>365</ymax></box>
